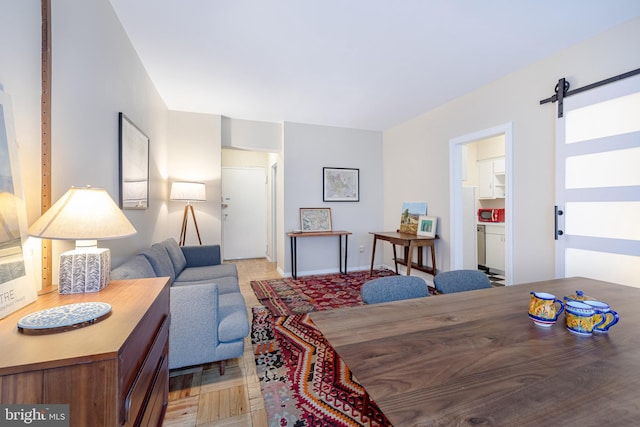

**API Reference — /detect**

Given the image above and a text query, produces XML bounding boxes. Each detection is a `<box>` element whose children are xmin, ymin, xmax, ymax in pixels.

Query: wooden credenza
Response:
<box><xmin>0</xmin><ymin>277</ymin><xmax>170</xmax><ymax>427</ymax></box>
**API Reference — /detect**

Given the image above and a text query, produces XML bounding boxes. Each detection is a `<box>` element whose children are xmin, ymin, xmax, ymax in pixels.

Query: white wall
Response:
<box><xmin>0</xmin><ymin>0</ymin><xmax>170</xmax><ymax>284</ymax></box>
<box><xmin>221</xmin><ymin>117</ymin><xmax>282</xmax><ymax>152</ymax></box>
<box><xmin>282</xmin><ymin>122</ymin><xmax>383</xmax><ymax>275</ymax></box>
<box><xmin>222</xmin><ymin>148</ymin><xmax>270</xmax><ymax>167</ymax></box>
<box><xmin>51</xmin><ymin>0</ymin><xmax>169</xmax><ymax>271</ymax></box>
<box><xmin>168</xmin><ymin>111</ymin><xmax>222</xmax><ymax>246</ymax></box>
<box><xmin>0</xmin><ymin>1</ymin><xmax>42</xmax><ymax>232</ymax></box>
<box><xmin>383</xmin><ymin>17</ymin><xmax>640</xmax><ymax>285</ymax></box>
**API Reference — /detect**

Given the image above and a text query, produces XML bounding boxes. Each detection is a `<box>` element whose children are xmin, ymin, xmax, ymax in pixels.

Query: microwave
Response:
<box><xmin>478</xmin><ymin>208</ymin><xmax>505</xmax><ymax>222</ymax></box>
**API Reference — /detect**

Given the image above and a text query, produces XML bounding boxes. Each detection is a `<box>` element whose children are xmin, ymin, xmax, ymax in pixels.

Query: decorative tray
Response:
<box><xmin>17</xmin><ymin>302</ymin><xmax>112</xmax><ymax>335</ymax></box>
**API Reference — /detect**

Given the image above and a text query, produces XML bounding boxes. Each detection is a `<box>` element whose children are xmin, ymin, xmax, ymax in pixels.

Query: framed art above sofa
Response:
<box><xmin>119</xmin><ymin>112</ymin><xmax>149</xmax><ymax>209</ymax></box>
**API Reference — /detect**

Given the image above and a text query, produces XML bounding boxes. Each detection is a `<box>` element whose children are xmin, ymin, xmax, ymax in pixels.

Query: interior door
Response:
<box><xmin>222</xmin><ymin>167</ymin><xmax>267</xmax><ymax>260</ymax></box>
<box><xmin>555</xmin><ymin>74</ymin><xmax>640</xmax><ymax>287</ymax></box>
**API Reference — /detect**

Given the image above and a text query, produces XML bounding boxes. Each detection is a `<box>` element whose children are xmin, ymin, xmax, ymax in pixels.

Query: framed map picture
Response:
<box><xmin>299</xmin><ymin>208</ymin><xmax>332</xmax><ymax>232</ymax></box>
<box><xmin>323</xmin><ymin>167</ymin><xmax>359</xmax><ymax>202</ymax></box>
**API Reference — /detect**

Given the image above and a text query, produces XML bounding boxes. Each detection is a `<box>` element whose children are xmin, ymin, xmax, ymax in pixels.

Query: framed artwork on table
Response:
<box><xmin>399</xmin><ymin>202</ymin><xmax>427</xmax><ymax>234</ymax></box>
<box><xmin>299</xmin><ymin>208</ymin><xmax>332</xmax><ymax>232</ymax></box>
<box><xmin>119</xmin><ymin>112</ymin><xmax>149</xmax><ymax>209</ymax></box>
<box><xmin>417</xmin><ymin>216</ymin><xmax>438</xmax><ymax>238</ymax></box>
<box><xmin>323</xmin><ymin>167</ymin><xmax>359</xmax><ymax>202</ymax></box>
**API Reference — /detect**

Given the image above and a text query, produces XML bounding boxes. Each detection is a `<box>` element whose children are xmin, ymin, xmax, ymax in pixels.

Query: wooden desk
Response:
<box><xmin>287</xmin><ymin>230</ymin><xmax>352</xmax><ymax>279</ymax></box>
<box><xmin>0</xmin><ymin>278</ymin><xmax>170</xmax><ymax>427</ymax></box>
<box><xmin>369</xmin><ymin>231</ymin><xmax>437</xmax><ymax>276</ymax></box>
<box><xmin>311</xmin><ymin>277</ymin><xmax>640</xmax><ymax>426</ymax></box>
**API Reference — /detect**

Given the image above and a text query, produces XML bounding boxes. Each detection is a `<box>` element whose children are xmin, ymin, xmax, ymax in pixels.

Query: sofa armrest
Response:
<box><xmin>169</xmin><ymin>283</ymin><xmax>219</xmax><ymax>369</ymax></box>
<box><xmin>181</xmin><ymin>244</ymin><xmax>222</xmax><ymax>268</ymax></box>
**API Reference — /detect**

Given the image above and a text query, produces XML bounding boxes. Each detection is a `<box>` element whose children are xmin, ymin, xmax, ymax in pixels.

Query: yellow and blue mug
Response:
<box><xmin>584</xmin><ymin>300</ymin><xmax>619</xmax><ymax>333</ymax></box>
<box><xmin>565</xmin><ymin>301</ymin><xmax>605</xmax><ymax>336</ymax></box>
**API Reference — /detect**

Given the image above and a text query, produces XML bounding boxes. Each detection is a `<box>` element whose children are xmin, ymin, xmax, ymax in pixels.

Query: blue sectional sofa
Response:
<box><xmin>111</xmin><ymin>238</ymin><xmax>249</xmax><ymax>374</ymax></box>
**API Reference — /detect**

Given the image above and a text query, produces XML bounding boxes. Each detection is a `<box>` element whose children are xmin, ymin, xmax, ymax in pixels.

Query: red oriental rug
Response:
<box><xmin>250</xmin><ymin>270</ymin><xmax>436</xmax><ymax>427</ymax></box>
<box><xmin>250</xmin><ymin>269</ymin><xmax>398</xmax><ymax>316</ymax></box>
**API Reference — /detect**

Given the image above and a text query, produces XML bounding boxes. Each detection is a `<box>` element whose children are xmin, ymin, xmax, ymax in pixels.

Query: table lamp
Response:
<box><xmin>170</xmin><ymin>181</ymin><xmax>205</xmax><ymax>246</ymax></box>
<box><xmin>29</xmin><ymin>186</ymin><xmax>137</xmax><ymax>294</ymax></box>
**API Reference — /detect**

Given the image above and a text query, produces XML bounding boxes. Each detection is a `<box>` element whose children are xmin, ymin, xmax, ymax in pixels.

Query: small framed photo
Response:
<box><xmin>300</xmin><ymin>208</ymin><xmax>332</xmax><ymax>232</ymax></box>
<box><xmin>417</xmin><ymin>216</ymin><xmax>437</xmax><ymax>238</ymax></box>
<box><xmin>323</xmin><ymin>167</ymin><xmax>359</xmax><ymax>202</ymax></box>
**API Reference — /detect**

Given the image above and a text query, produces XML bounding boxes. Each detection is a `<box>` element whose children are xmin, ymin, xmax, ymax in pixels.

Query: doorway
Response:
<box><xmin>221</xmin><ymin>167</ymin><xmax>267</xmax><ymax>260</ymax></box>
<box><xmin>270</xmin><ymin>162</ymin><xmax>278</xmax><ymax>263</ymax></box>
<box><xmin>449</xmin><ymin>123</ymin><xmax>513</xmax><ymax>286</ymax></box>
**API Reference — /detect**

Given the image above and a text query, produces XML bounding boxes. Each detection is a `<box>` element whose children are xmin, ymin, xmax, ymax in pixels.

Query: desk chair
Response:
<box><xmin>433</xmin><ymin>269</ymin><xmax>492</xmax><ymax>294</ymax></box>
<box><xmin>361</xmin><ymin>275</ymin><xmax>429</xmax><ymax>304</ymax></box>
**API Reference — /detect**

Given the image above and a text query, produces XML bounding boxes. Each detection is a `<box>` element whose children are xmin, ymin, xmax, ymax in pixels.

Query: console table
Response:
<box><xmin>288</xmin><ymin>230</ymin><xmax>351</xmax><ymax>279</ymax></box>
<box><xmin>369</xmin><ymin>231</ymin><xmax>437</xmax><ymax>277</ymax></box>
<box><xmin>0</xmin><ymin>277</ymin><xmax>170</xmax><ymax>427</ymax></box>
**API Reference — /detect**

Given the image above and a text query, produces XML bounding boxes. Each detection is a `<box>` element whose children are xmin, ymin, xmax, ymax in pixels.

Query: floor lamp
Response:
<box><xmin>170</xmin><ymin>181</ymin><xmax>206</xmax><ymax>246</ymax></box>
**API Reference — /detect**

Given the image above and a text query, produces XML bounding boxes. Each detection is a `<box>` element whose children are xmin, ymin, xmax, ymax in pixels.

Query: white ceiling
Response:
<box><xmin>109</xmin><ymin>0</ymin><xmax>640</xmax><ymax>131</ymax></box>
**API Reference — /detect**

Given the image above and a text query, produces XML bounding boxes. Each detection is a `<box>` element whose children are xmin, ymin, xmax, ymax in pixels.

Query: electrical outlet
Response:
<box><xmin>359</xmin><ymin>245</ymin><xmax>365</xmax><ymax>253</ymax></box>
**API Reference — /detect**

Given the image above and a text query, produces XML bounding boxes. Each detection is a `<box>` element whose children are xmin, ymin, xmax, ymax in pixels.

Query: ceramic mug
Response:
<box><xmin>584</xmin><ymin>300</ymin><xmax>619</xmax><ymax>333</ymax></box>
<box><xmin>565</xmin><ymin>301</ymin><xmax>606</xmax><ymax>336</ymax></box>
<box><xmin>528</xmin><ymin>292</ymin><xmax>564</xmax><ymax>327</ymax></box>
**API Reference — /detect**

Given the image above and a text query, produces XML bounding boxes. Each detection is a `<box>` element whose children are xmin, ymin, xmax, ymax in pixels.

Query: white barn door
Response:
<box><xmin>555</xmin><ymin>74</ymin><xmax>640</xmax><ymax>287</ymax></box>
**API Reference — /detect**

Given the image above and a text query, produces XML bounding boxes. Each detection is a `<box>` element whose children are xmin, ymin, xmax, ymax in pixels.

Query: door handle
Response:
<box><xmin>555</xmin><ymin>206</ymin><xmax>564</xmax><ymax>240</ymax></box>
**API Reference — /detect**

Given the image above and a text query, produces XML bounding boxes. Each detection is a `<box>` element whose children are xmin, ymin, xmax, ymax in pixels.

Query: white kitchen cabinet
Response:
<box><xmin>478</xmin><ymin>159</ymin><xmax>494</xmax><ymax>198</ymax></box>
<box><xmin>485</xmin><ymin>224</ymin><xmax>505</xmax><ymax>271</ymax></box>
<box><xmin>478</xmin><ymin>157</ymin><xmax>505</xmax><ymax>199</ymax></box>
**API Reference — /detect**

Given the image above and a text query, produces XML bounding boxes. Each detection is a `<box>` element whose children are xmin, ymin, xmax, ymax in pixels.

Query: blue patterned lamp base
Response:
<box><xmin>59</xmin><ymin>248</ymin><xmax>111</xmax><ymax>294</ymax></box>
<box><xmin>17</xmin><ymin>302</ymin><xmax>112</xmax><ymax>335</ymax></box>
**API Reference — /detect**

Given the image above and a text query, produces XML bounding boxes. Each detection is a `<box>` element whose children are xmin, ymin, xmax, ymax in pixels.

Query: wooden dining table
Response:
<box><xmin>310</xmin><ymin>277</ymin><xmax>640</xmax><ymax>426</ymax></box>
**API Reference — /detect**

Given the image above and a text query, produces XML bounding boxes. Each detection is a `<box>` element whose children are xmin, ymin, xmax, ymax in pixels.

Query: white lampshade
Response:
<box><xmin>170</xmin><ymin>181</ymin><xmax>206</xmax><ymax>202</ymax></box>
<box><xmin>29</xmin><ymin>186</ymin><xmax>137</xmax><ymax>294</ymax></box>
<box><xmin>30</xmin><ymin>186</ymin><xmax>137</xmax><ymax>240</ymax></box>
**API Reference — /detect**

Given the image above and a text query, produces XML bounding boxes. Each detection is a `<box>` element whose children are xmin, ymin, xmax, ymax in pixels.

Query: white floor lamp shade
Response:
<box><xmin>29</xmin><ymin>186</ymin><xmax>137</xmax><ymax>294</ymax></box>
<box><xmin>170</xmin><ymin>181</ymin><xmax>206</xmax><ymax>246</ymax></box>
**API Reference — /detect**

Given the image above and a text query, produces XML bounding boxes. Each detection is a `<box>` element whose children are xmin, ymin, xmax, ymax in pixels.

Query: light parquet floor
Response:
<box><xmin>162</xmin><ymin>258</ymin><xmax>281</xmax><ymax>427</ymax></box>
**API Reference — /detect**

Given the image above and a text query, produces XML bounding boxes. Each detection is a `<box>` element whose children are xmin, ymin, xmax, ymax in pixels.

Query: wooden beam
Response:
<box><xmin>41</xmin><ymin>0</ymin><xmax>52</xmax><ymax>288</ymax></box>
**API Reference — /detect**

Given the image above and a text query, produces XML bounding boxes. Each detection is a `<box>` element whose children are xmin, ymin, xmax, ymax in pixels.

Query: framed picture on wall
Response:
<box><xmin>119</xmin><ymin>112</ymin><xmax>149</xmax><ymax>209</ymax></box>
<box><xmin>323</xmin><ymin>167</ymin><xmax>359</xmax><ymax>202</ymax></box>
<box><xmin>0</xmin><ymin>89</ymin><xmax>38</xmax><ymax>319</ymax></box>
<box><xmin>417</xmin><ymin>216</ymin><xmax>438</xmax><ymax>238</ymax></box>
<box><xmin>299</xmin><ymin>208</ymin><xmax>332</xmax><ymax>232</ymax></box>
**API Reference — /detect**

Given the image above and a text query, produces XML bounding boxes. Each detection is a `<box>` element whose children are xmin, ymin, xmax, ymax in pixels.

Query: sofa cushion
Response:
<box><xmin>173</xmin><ymin>275</ymin><xmax>240</xmax><ymax>294</ymax></box>
<box><xmin>110</xmin><ymin>255</ymin><xmax>156</xmax><ymax>280</ymax></box>
<box><xmin>174</xmin><ymin>263</ymin><xmax>238</xmax><ymax>282</ymax></box>
<box><xmin>159</xmin><ymin>238</ymin><xmax>188</xmax><ymax>275</ymax></box>
<box><xmin>181</xmin><ymin>245</ymin><xmax>222</xmax><ymax>267</ymax></box>
<box><xmin>218</xmin><ymin>293</ymin><xmax>249</xmax><ymax>343</ymax></box>
<box><xmin>141</xmin><ymin>245</ymin><xmax>176</xmax><ymax>283</ymax></box>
